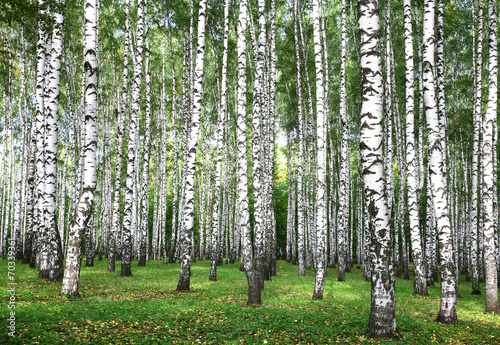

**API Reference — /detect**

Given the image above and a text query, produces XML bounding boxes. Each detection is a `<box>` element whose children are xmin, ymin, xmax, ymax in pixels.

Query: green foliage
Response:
<box><xmin>1</xmin><ymin>259</ymin><xmax>499</xmax><ymax>344</ymax></box>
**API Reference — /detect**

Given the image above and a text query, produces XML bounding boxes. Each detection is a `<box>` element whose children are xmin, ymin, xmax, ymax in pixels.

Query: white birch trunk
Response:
<box><xmin>176</xmin><ymin>0</ymin><xmax>207</xmax><ymax>291</ymax></box>
<box><xmin>139</xmin><ymin>19</ymin><xmax>151</xmax><ymax>267</ymax></box>
<box><xmin>311</xmin><ymin>0</ymin><xmax>327</xmax><ymax>300</ymax></box>
<box><xmin>60</xmin><ymin>0</ymin><xmax>99</xmax><ymax>296</ymax></box>
<box><xmin>121</xmin><ymin>0</ymin><xmax>146</xmax><ymax>276</ymax></box>
<box><xmin>293</xmin><ymin>0</ymin><xmax>306</xmax><ymax>277</ymax></box>
<box><xmin>358</xmin><ymin>0</ymin><xmax>396</xmax><ymax>337</ymax></box>
<box><xmin>404</xmin><ymin>0</ymin><xmax>427</xmax><ymax>296</ymax></box>
<box><xmin>470</xmin><ymin>3</ymin><xmax>483</xmax><ymax>295</ymax></box>
<box><xmin>236</xmin><ymin>0</ymin><xmax>261</xmax><ymax>304</ymax></box>
<box><xmin>423</xmin><ymin>0</ymin><xmax>457</xmax><ymax>323</ymax></box>
<box><xmin>338</xmin><ymin>0</ymin><xmax>348</xmax><ymax>282</ymax></box>
<box><xmin>209</xmin><ymin>0</ymin><xmax>230</xmax><ymax>281</ymax></box>
<box><xmin>483</xmin><ymin>0</ymin><xmax>500</xmax><ymax>314</ymax></box>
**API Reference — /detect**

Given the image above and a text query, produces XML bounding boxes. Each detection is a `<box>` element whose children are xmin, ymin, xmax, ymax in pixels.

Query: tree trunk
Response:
<box><xmin>483</xmin><ymin>0</ymin><xmax>500</xmax><ymax>314</ymax></box>
<box><xmin>422</xmin><ymin>0</ymin><xmax>458</xmax><ymax>324</ymax></box>
<box><xmin>60</xmin><ymin>0</ymin><xmax>99</xmax><ymax>296</ymax></box>
<box><xmin>358</xmin><ymin>0</ymin><xmax>397</xmax><ymax>338</ymax></box>
<box><xmin>138</xmin><ymin>19</ymin><xmax>151</xmax><ymax>267</ymax></box>
<box><xmin>209</xmin><ymin>0</ymin><xmax>229</xmax><ymax>281</ymax></box>
<box><xmin>38</xmin><ymin>1</ymin><xmax>64</xmax><ymax>281</ymax></box>
<box><xmin>404</xmin><ymin>0</ymin><xmax>427</xmax><ymax>296</ymax></box>
<box><xmin>311</xmin><ymin>0</ymin><xmax>326</xmax><ymax>300</ymax></box>
<box><xmin>338</xmin><ymin>0</ymin><xmax>348</xmax><ymax>283</ymax></box>
<box><xmin>121</xmin><ymin>0</ymin><xmax>146</xmax><ymax>276</ymax></box>
<box><xmin>237</xmin><ymin>0</ymin><xmax>261</xmax><ymax>305</ymax></box>
<box><xmin>176</xmin><ymin>0</ymin><xmax>208</xmax><ymax>291</ymax></box>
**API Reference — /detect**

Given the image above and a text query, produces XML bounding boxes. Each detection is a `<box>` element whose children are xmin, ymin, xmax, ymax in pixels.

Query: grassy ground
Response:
<box><xmin>1</xmin><ymin>258</ymin><xmax>499</xmax><ymax>344</ymax></box>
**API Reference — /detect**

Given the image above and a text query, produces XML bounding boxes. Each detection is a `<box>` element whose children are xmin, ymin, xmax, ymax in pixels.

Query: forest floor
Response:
<box><xmin>0</xmin><ymin>258</ymin><xmax>499</xmax><ymax>344</ymax></box>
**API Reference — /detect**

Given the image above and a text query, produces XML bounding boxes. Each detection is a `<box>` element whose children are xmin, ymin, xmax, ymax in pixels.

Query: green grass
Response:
<box><xmin>1</xmin><ymin>258</ymin><xmax>499</xmax><ymax>344</ymax></box>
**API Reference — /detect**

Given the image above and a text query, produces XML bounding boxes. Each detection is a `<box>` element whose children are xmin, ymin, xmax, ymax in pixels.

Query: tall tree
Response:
<box><xmin>176</xmin><ymin>0</ymin><xmax>208</xmax><ymax>291</ymax></box>
<box><xmin>121</xmin><ymin>0</ymin><xmax>146</xmax><ymax>276</ymax></box>
<box><xmin>404</xmin><ymin>0</ymin><xmax>427</xmax><ymax>296</ymax></box>
<box><xmin>293</xmin><ymin>0</ymin><xmax>306</xmax><ymax>277</ymax></box>
<box><xmin>138</xmin><ymin>15</ymin><xmax>151</xmax><ymax>267</ymax></box>
<box><xmin>311</xmin><ymin>0</ymin><xmax>327</xmax><ymax>300</ymax></box>
<box><xmin>337</xmin><ymin>0</ymin><xmax>348</xmax><ymax>283</ymax></box>
<box><xmin>60</xmin><ymin>0</ymin><xmax>99</xmax><ymax>296</ymax></box>
<box><xmin>251</xmin><ymin>0</ymin><xmax>267</xmax><ymax>288</ymax></box>
<box><xmin>470</xmin><ymin>3</ymin><xmax>483</xmax><ymax>296</ymax></box>
<box><xmin>37</xmin><ymin>0</ymin><xmax>65</xmax><ymax>281</ymax></box>
<box><xmin>108</xmin><ymin>0</ymin><xmax>130</xmax><ymax>273</ymax></box>
<box><xmin>358</xmin><ymin>0</ymin><xmax>396</xmax><ymax>338</ymax></box>
<box><xmin>209</xmin><ymin>0</ymin><xmax>230</xmax><ymax>282</ymax></box>
<box><xmin>483</xmin><ymin>0</ymin><xmax>500</xmax><ymax>314</ymax></box>
<box><xmin>236</xmin><ymin>0</ymin><xmax>261</xmax><ymax>304</ymax></box>
<box><xmin>422</xmin><ymin>0</ymin><xmax>457</xmax><ymax>324</ymax></box>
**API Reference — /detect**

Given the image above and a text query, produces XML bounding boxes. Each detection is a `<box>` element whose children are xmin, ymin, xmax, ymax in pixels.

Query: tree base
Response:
<box><xmin>367</xmin><ymin>330</ymin><xmax>397</xmax><ymax>340</ymax></box>
<box><xmin>176</xmin><ymin>279</ymin><xmax>190</xmax><ymax>292</ymax></box>
<box><xmin>312</xmin><ymin>292</ymin><xmax>323</xmax><ymax>300</ymax></box>
<box><xmin>121</xmin><ymin>263</ymin><xmax>132</xmax><ymax>277</ymax></box>
<box><xmin>107</xmin><ymin>257</ymin><xmax>115</xmax><ymax>272</ymax></box>
<box><xmin>471</xmin><ymin>289</ymin><xmax>481</xmax><ymax>295</ymax></box>
<box><xmin>138</xmin><ymin>256</ymin><xmax>146</xmax><ymax>266</ymax></box>
<box><xmin>246</xmin><ymin>270</ymin><xmax>261</xmax><ymax>306</ymax></box>
<box><xmin>209</xmin><ymin>262</ymin><xmax>217</xmax><ymax>281</ymax></box>
<box><xmin>436</xmin><ymin>311</ymin><xmax>458</xmax><ymax>324</ymax></box>
<box><xmin>414</xmin><ymin>280</ymin><xmax>429</xmax><ymax>296</ymax></box>
<box><xmin>61</xmin><ymin>291</ymin><xmax>82</xmax><ymax>299</ymax></box>
<box><xmin>39</xmin><ymin>268</ymin><xmax>63</xmax><ymax>282</ymax></box>
<box><xmin>485</xmin><ymin>304</ymin><xmax>500</xmax><ymax>314</ymax></box>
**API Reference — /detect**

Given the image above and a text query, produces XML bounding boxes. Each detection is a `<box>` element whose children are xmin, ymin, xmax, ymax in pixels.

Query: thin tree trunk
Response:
<box><xmin>293</xmin><ymin>0</ymin><xmax>306</xmax><ymax>277</ymax></box>
<box><xmin>311</xmin><ymin>0</ymin><xmax>326</xmax><ymax>300</ymax></box>
<box><xmin>483</xmin><ymin>0</ymin><xmax>500</xmax><ymax>314</ymax></box>
<box><xmin>176</xmin><ymin>0</ymin><xmax>208</xmax><ymax>291</ymax></box>
<box><xmin>209</xmin><ymin>0</ymin><xmax>229</xmax><ymax>281</ymax></box>
<box><xmin>423</xmin><ymin>0</ymin><xmax>457</xmax><ymax>324</ymax></box>
<box><xmin>404</xmin><ymin>0</ymin><xmax>427</xmax><ymax>296</ymax></box>
<box><xmin>236</xmin><ymin>0</ymin><xmax>261</xmax><ymax>304</ymax></box>
<box><xmin>470</xmin><ymin>3</ymin><xmax>483</xmax><ymax>295</ymax></box>
<box><xmin>121</xmin><ymin>0</ymin><xmax>146</xmax><ymax>276</ymax></box>
<box><xmin>338</xmin><ymin>0</ymin><xmax>348</xmax><ymax>282</ymax></box>
<box><xmin>138</xmin><ymin>18</ymin><xmax>151</xmax><ymax>267</ymax></box>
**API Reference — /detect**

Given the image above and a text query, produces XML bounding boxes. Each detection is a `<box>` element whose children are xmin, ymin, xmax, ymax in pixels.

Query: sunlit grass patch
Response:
<box><xmin>0</xmin><ymin>258</ymin><xmax>498</xmax><ymax>344</ymax></box>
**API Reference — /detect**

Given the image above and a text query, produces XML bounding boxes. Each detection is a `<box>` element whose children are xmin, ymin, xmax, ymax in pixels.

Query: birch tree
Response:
<box><xmin>236</xmin><ymin>0</ymin><xmax>261</xmax><ymax>304</ymax></box>
<box><xmin>470</xmin><ymin>3</ymin><xmax>483</xmax><ymax>296</ymax></box>
<box><xmin>293</xmin><ymin>0</ymin><xmax>306</xmax><ymax>277</ymax></box>
<box><xmin>311</xmin><ymin>0</ymin><xmax>327</xmax><ymax>300</ymax></box>
<box><xmin>60</xmin><ymin>0</ymin><xmax>99</xmax><ymax>296</ymax></box>
<box><xmin>422</xmin><ymin>0</ymin><xmax>457</xmax><ymax>324</ymax></box>
<box><xmin>209</xmin><ymin>0</ymin><xmax>229</xmax><ymax>282</ymax></box>
<box><xmin>121</xmin><ymin>0</ymin><xmax>146</xmax><ymax>276</ymax></box>
<box><xmin>358</xmin><ymin>0</ymin><xmax>396</xmax><ymax>338</ymax></box>
<box><xmin>338</xmin><ymin>0</ymin><xmax>348</xmax><ymax>282</ymax></box>
<box><xmin>108</xmin><ymin>0</ymin><xmax>130</xmax><ymax>273</ymax></box>
<box><xmin>138</xmin><ymin>16</ymin><xmax>151</xmax><ymax>267</ymax></box>
<box><xmin>404</xmin><ymin>0</ymin><xmax>427</xmax><ymax>296</ymax></box>
<box><xmin>483</xmin><ymin>0</ymin><xmax>500</xmax><ymax>314</ymax></box>
<box><xmin>176</xmin><ymin>0</ymin><xmax>207</xmax><ymax>291</ymax></box>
